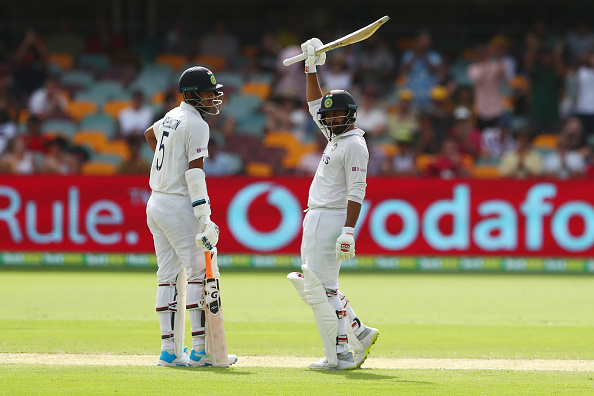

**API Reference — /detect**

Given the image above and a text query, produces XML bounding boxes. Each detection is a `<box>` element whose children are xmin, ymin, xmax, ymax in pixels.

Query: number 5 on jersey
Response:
<box><xmin>156</xmin><ymin>131</ymin><xmax>169</xmax><ymax>171</ymax></box>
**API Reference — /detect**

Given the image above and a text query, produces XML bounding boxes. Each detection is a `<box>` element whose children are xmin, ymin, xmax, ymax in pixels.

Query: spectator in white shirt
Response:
<box><xmin>28</xmin><ymin>75</ymin><xmax>69</xmax><ymax>119</ymax></box>
<box><xmin>543</xmin><ymin>135</ymin><xmax>586</xmax><ymax>179</ymax></box>
<box><xmin>118</xmin><ymin>90</ymin><xmax>154</xmax><ymax>138</ymax></box>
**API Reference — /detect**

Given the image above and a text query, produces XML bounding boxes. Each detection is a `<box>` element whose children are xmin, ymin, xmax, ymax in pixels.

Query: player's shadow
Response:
<box><xmin>315</xmin><ymin>370</ymin><xmax>434</xmax><ymax>384</ymax></box>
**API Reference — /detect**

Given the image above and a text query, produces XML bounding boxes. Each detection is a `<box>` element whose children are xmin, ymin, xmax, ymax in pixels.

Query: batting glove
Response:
<box><xmin>336</xmin><ymin>227</ymin><xmax>355</xmax><ymax>261</ymax></box>
<box><xmin>196</xmin><ymin>217</ymin><xmax>220</xmax><ymax>252</ymax></box>
<box><xmin>301</xmin><ymin>38</ymin><xmax>326</xmax><ymax>73</ymax></box>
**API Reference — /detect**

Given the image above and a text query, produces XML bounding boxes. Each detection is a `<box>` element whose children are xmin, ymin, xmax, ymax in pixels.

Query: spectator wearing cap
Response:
<box><xmin>426</xmin><ymin>85</ymin><xmax>454</xmax><ymax>148</ymax></box>
<box><xmin>447</xmin><ymin>106</ymin><xmax>482</xmax><ymax>159</ymax></box>
<box><xmin>467</xmin><ymin>42</ymin><xmax>508</xmax><ymax>130</ymax></box>
<box><xmin>117</xmin><ymin>90</ymin><xmax>154</xmax><ymax>139</ymax></box>
<box><xmin>355</xmin><ymin>85</ymin><xmax>387</xmax><ymax>141</ymax></box>
<box><xmin>399</xmin><ymin>31</ymin><xmax>443</xmax><ymax>110</ymax></box>
<box><xmin>480</xmin><ymin>114</ymin><xmax>515</xmax><ymax>161</ymax></box>
<box><xmin>542</xmin><ymin>135</ymin><xmax>586</xmax><ymax>179</ymax></box>
<box><xmin>387</xmin><ymin>127</ymin><xmax>419</xmax><ymax>177</ymax></box>
<box><xmin>498</xmin><ymin>126</ymin><xmax>542</xmax><ymax>179</ymax></box>
<box><xmin>387</xmin><ymin>89</ymin><xmax>419</xmax><ymax>144</ymax></box>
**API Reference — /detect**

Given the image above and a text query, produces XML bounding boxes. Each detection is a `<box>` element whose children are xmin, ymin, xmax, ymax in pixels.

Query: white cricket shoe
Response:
<box><xmin>188</xmin><ymin>349</ymin><xmax>238</xmax><ymax>367</ymax></box>
<box><xmin>157</xmin><ymin>347</ymin><xmax>190</xmax><ymax>366</ymax></box>
<box><xmin>309</xmin><ymin>352</ymin><xmax>357</xmax><ymax>370</ymax></box>
<box><xmin>354</xmin><ymin>327</ymin><xmax>379</xmax><ymax>367</ymax></box>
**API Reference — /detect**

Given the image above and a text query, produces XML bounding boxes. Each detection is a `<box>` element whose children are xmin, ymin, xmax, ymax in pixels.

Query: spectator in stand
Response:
<box><xmin>28</xmin><ymin>75</ymin><xmax>69</xmax><ymax>119</ymax></box>
<box><xmin>117</xmin><ymin>90</ymin><xmax>154</xmax><ymax>138</ymax></box>
<box><xmin>118</xmin><ymin>135</ymin><xmax>151</xmax><ymax>175</ymax></box>
<box><xmin>524</xmin><ymin>32</ymin><xmax>565</xmax><ymax>134</ymax></box>
<box><xmin>499</xmin><ymin>126</ymin><xmax>542</xmax><ymax>179</ymax></box>
<box><xmin>0</xmin><ymin>66</ymin><xmax>24</xmax><ymax>122</ymax></box>
<box><xmin>480</xmin><ymin>114</ymin><xmax>515</xmax><ymax>162</ymax></box>
<box><xmin>447</xmin><ymin>106</ymin><xmax>482</xmax><ymax>159</ymax></box>
<box><xmin>386</xmin><ymin>127</ymin><xmax>419</xmax><ymax>177</ymax></box>
<box><xmin>263</xmin><ymin>95</ymin><xmax>308</xmax><ymax>140</ymax></box>
<box><xmin>0</xmin><ymin>136</ymin><xmax>34</xmax><ymax>174</ymax></box>
<box><xmin>319</xmin><ymin>54</ymin><xmax>353</xmax><ymax>92</ymax></box>
<box><xmin>415</xmin><ymin>112</ymin><xmax>440</xmax><ymax>155</ymax></box>
<box><xmin>560</xmin><ymin>116</ymin><xmax>585</xmax><ymax>152</ymax></box>
<box><xmin>565</xmin><ymin>19</ymin><xmax>594</xmax><ymax>64</ymax></box>
<box><xmin>273</xmin><ymin>45</ymin><xmax>305</xmax><ymax>101</ymax></box>
<box><xmin>86</xmin><ymin>16</ymin><xmax>126</xmax><ymax>56</ymax></box>
<box><xmin>583</xmin><ymin>135</ymin><xmax>594</xmax><ymax>179</ymax></box>
<box><xmin>296</xmin><ymin>132</ymin><xmax>326</xmax><ymax>177</ymax></box>
<box><xmin>363</xmin><ymin>133</ymin><xmax>387</xmax><ymax>176</ymax></box>
<box><xmin>41</xmin><ymin>136</ymin><xmax>69</xmax><ymax>174</ymax></box>
<box><xmin>152</xmin><ymin>91</ymin><xmax>179</xmax><ymax>123</ymax></box>
<box><xmin>467</xmin><ymin>42</ymin><xmax>508</xmax><ymax>130</ymax></box>
<box><xmin>451</xmin><ymin>83</ymin><xmax>474</xmax><ymax>111</ymax></box>
<box><xmin>542</xmin><ymin>135</ymin><xmax>586</xmax><ymax>179</ymax></box>
<box><xmin>21</xmin><ymin>115</ymin><xmax>49</xmax><ymax>154</ymax></box>
<box><xmin>387</xmin><ymin>89</ymin><xmax>419</xmax><ymax>145</ymax></box>
<box><xmin>490</xmin><ymin>34</ymin><xmax>516</xmax><ymax>82</ymax></box>
<box><xmin>199</xmin><ymin>19</ymin><xmax>239</xmax><ymax>62</ymax></box>
<box><xmin>256</xmin><ymin>31</ymin><xmax>281</xmax><ymax>74</ymax></box>
<box><xmin>203</xmin><ymin>138</ymin><xmax>241</xmax><ymax>176</ymax></box>
<box><xmin>399</xmin><ymin>31</ymin><xmax>442</xmax><ymax>111</ymax></box>
<box><xmin>355</xmin><ymin>85</ymin><xmax>387</xmax><ymax>141</ymax></box>
<box><xmin>12</xmin><ymin>28</ymin><xmax>47</xmax><ymax>96</ymax></box>
<box><xmin>425</xmin><ymin>136</ymin><xmax>471</xmax><ymax>179</ymax></box>
<box><xmin>572</xmin><ymin>50</ymin><xmax>594</xmax><ymax>138</ymax></box>
<box><xmin>46</xmin><ymin>16</ymin><xmax>85</xmax><ymax>59</ymax></box>
<box><xmin>0</xmin><ymin>107</ymin><xmax>17</xmax><ymax>155</ymax></box>
<box><xmin>352</xmin><ymin>35</ymin><xmax>396</xmax><ymax>97</ymax></box>
<box><xmin>65</xmin><ymin>145</ymin><xmax>90</xmax><ymax>174</ymax></box>
<box><xmin>426</xmin><ymin>85</ymin><xmax>454</xmax><ymax>148</ymax></box>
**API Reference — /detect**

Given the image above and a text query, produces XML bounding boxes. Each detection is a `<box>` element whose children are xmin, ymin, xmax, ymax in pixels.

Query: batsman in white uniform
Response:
<box><xmin>145</xmin><ymin>66</ymin><xmax>236</xmax><ymax>367</ymax></box>
<box><xmin>287</xmin><ymin>39</ymin><xmax>380</xmax><ymax>370</ymax></box>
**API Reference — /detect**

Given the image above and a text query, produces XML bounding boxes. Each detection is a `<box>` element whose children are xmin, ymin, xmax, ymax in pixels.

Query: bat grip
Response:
<box><xmin>283</xmin><ymin>52</ymin><xmax>307</xmax><ymax>66</ymax></box>
<box><xmin>204</xmin><ymin>251</ymin><xmax>214</xmax><ymax>279</ymax></box>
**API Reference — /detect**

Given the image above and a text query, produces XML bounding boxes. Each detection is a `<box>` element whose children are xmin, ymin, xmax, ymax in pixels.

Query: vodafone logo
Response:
<box><xmin>227</xmin><ymin>182</ymin><xmax>301</xmax><ymax>251</ymax></box>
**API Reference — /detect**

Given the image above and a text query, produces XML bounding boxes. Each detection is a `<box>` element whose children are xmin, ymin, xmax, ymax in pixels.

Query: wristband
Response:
<box><xmin>342</xmin><ymin>227</ymin><xmax>355</xmax><ymax>235</ymax></box>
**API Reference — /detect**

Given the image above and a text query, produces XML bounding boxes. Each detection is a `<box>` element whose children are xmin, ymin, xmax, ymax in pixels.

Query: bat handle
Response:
<box><xmin>204</xmin><ymin>251</ymin><xmax>213</xmax><ymax>279</ymax></box>
<box><xmin>283</xmin><ymin>52</ymin><xmax>307</xmax><ymax>66</ymax></box>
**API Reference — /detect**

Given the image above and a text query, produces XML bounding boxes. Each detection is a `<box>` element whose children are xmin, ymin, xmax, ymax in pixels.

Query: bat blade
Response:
<box><xmin>282</xmin><ymin>15</ymin><xmax>390</xmax><ymax>66</ymax></box>
<box><xmin>203</xmin><ymin>249</ymin><xmax>229</xmax><ymax>367</ymax></box>
<box><xmin>173</xmin><ymin>267</ymin><xmax>187</xmax><ymax>358</ymax></box>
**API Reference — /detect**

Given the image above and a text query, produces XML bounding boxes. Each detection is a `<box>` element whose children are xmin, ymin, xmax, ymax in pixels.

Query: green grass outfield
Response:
<box><xmin>2</xmin><ymin>269</ymin><xmax>594</xmax><ymax>394</ymax></box>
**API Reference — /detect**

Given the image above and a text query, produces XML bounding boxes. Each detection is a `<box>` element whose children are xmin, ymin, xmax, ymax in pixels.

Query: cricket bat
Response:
<box><xmin>203</xmin><ymin>248</ymin><xmax>229</xmax><ymax>367</ymax></box>
<box><xmin>283</xmin><ymin>15</ymin><xmax>390</xmax><ymax>66</ymax></box>
<box><xmin>173</xmin><ymin>267</ymin><xmax>187</xmax><ymax>358</ymax></box>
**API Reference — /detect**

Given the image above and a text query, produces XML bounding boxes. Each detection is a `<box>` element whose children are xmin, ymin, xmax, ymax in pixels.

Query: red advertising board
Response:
<box><xmin>1</xmin><ymin>176</ymin><xmax>594</xmax><ymax>257</ymax></box>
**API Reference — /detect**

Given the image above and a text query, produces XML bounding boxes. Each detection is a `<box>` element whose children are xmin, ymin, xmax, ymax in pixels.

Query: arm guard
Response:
<box><xmin>185</xmin><ymin>168</ymin><xmax>211</xmax><ymax>222</ymax></box>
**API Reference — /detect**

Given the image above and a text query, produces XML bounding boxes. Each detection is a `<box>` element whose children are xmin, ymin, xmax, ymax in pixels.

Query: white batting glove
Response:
<box><xmin>196</xmin><ymin>216</ymin><xmax>220</xmax><ymax>252</ymax></box>
<box><xmin>336</xmin><ymin>227</ymin><xmax>355</xmax><ymax>261</ymax></box>
<box><xmin>301</xmin><ymin>38</ymin><xmax>326</xmax><ymax>73</ymax></box>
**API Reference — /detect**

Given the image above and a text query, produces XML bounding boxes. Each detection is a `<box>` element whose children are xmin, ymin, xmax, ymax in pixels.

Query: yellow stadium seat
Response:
<box><xmin>473</xmin><ymin>165</ymin><xmax>500</xmax><ymax>179</ymax></box>
<box><xmin>241</xmin><ymin>81</ymin><xmax>272</xmax><ymax>100</ymax></box>
<box><xmin>415</xmin><ymin>153</ymin><xmax>434</xmax><ymax>172</ymax></box>
<box><xmin>246</xmin><ymin>162</ymin><xmax>273</xmax><ymax>177</ymax></box>
<box><xmin>282</xmin><ymin>142</ymin><xmax>318</xmax><ymax>169</ymax></box>
<box><xmin>67</xmin><ymin>100</ymin><xmax>98</xmax><ymax>121</ymax></box>
<box><xmin>102</xmin><ymin>100</ymin><xmax>131</xmax><ymax>119</ymax></box>
<box><xmin>82</xmin><ymin>161</ymin><xmax>118</xmax><ymax>175</ymax></box>
<box><xmin>194</xmin><ymin>55</ymin><xmax>226</xmax><ymax>72</ymax></box>
<box><xmin>155</xmin><ymin>54</ymin><xmax>189</xmax><ymax>71</ymax></box>
<box><xmin>49</xmin><ymin>52</ymin><xmax>74</xmax><ymax>71</ymax></box>
<box><xmin>100</xmin><ymin>139</ymin><xmax>130</xmax><ymax>160</ymax></box>
<box><xmin>263</xmin><ymin>130</ymin><xmax>300</xmax><ymax>149</ymax></box>
<box><xmin>72</xmin><ymin>130</ymin><xmax>108</xmax><ymax>152</ymax></box>
<box><xmin>152</xmin><ymin>91</ymin><xmax>184</xmax><ymax>105</ymax></box>
<box><xmin>377</xmin><ymin>143</ymin><xmax>399</xmax><ymax>157</ymax></box>
<box><xmin>532</xmin><ymin>133</ymin><xmax>559</xmax><ymax>149</ymax></box>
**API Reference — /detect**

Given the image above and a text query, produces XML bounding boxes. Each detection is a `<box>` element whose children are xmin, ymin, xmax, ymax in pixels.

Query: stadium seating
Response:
<box><xmin>473</xmin><ymin>165</ymin><xmax>500</xmax><ymax>179</ymax></box>
<box><xmin>67</xmin><ymin>100</ymin><xmax>98</xmax><ymax>121</ymax></box>
<box><xmin>79</xmin><ymin>114</ymin><xmax>117</xmax><ymax>139</ymax></box>
<box><xmin>102</xmin><ymin>100</ymin><xmax>132</xmax><ymax>119</ymax></box>
<box><xmin>49</xmin><ymin>52</ymin><xmax>74</xmax><ymax>72</ymax></box>
<box><xmin>223</xmin><ymin>95</ymin><xmax>262</xmax><ymax>120</ymax></box>
<box><xmin>193</xmin><ymin>55</ymin><xmax>226</xmax><ymax>72</ymax></box>
<box><xmin>532</xmin><ymin>133</ymin><xmax>559</xmax><ymax>150</ymax></box>
<box><xmin>72</xmin><ymin>130</ymin><xmax>108</xmax><ymax>152</ymax></box>
<box><xmin>77</xmin><ymin>53</ymin><xmax>111</xmax><ymax>74</ymax></box>
<box><xmin>41</xmin><ymin>119</ymin><xmax>78</xmax><ymax>139</ymax></box>
<box><xmin>415</xmin><ymin>153</ymin><xmax>434</xmax><ymax>173</ymax></box>
<box><xmin>236</xmin><ymin>113</ymin><xmax>267</xmax><ymax>138</ymax></box>
<box><xmin>100</xmin><ymin>139</ymin><xmax>130</xmax><ymax>161</ymax></box>
<box><xmin>155</xmin><ymin>54</ymin><xmax>189</xmax><ymax>72</ymax></box>
<box><xmin>61</xmin><ymin>70</ymin><xmax>95</xmax><ymax>89</ymax></box>
<box><xmin>245</xmin><ymin>161</ymin><xmax>273</xmax><ymax>177</ymax></box>
<box><xmin>81</xmin><ymin>161</ymin><xmax>118</xmax><ymax>175</ymax></box>
<box><xmin>241</xmin><ymin>81</ymin><xmax>272</xmax><ymax>100</ymax></box>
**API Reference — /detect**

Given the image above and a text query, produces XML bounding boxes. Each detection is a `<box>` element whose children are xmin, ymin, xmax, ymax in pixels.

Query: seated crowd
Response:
<box><xmin>2</xmin><ymin>17</ymin><xmax>594</xmax><ymax>180</ymax></box>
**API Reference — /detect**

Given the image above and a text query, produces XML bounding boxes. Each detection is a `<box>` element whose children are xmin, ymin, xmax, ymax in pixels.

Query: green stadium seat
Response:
<box><xmin>61</xmin><ymin>70</ymin><xmax>95</xmax><ymax>89</ymax></box>
<box><xmin>41</xmin><ymin>119</ymin><xmax>78</xmax><ymax>139</ymax></box>
<box><xmin>80</xmin><ymin>114</ymin><xmax>117</xmax><ymax>139</ymax></box>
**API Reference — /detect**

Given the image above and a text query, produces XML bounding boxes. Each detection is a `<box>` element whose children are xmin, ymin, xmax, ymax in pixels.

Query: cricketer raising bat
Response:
<box><xmin>173</xmin><ymin>267</ymin><xmax>187</xmax><ymax>359</ymax></box>
<box><xmin>203</xmin><ymin>248</ymin><xmax>229</xmax><ymax>367</ymax></box>
<box><xmin>283</xmin><ymin>15</ymin><xmax>390</xmax><ymax>66</ymax></box>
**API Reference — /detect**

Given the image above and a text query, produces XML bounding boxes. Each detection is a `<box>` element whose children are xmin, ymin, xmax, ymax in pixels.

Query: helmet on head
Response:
<box><xmin>317</xmin><ymin>90</ymin><xmax>357</xmax><ymax>137</ymax></box>
<box><xmin>178</xmin><ymin>66</ymin><xmax>224</xmax><ymax>115</ymax></box>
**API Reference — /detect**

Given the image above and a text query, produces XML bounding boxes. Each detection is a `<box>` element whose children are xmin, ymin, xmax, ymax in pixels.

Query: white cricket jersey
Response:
<box><xmin>149</xmin><ymin>102</ymin><xmax>210</xmax><ymax>196</ymax></box>
<box><xmin>307</xmin><ymin>98</ymin><xmax>369</xmax><ymax>210</ymax></box>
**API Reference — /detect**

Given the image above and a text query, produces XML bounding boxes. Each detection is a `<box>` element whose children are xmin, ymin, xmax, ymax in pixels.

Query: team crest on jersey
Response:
<box><xmin>330</xmin><ymin>143</ymin><xmax>338</xmax><ymax>151</ymax></box>
<box><xmin>324</xmin><ymin>95</ymin><xmax>333</xmax><ymax>108</ymax></box>
<box><xmin>207</xmin><ymin>70</ymin><xmax>216</xmax><ymax>85</ymax></box>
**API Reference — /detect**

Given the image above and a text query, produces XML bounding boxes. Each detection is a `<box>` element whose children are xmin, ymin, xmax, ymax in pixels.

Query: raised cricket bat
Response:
<box><xmin>173</xmin><ymin>267</ymin><xmax>187</xmax><ymax>358</ymax></box>
<box><xmin>283</xmin><ymin>15</ymin><xmax>390</xmax><ymax>66</ymax></box>
<box><xmin>203</xmin><ymin>248</ymin><xmax>229</xmax><ymax>367</ymax></box>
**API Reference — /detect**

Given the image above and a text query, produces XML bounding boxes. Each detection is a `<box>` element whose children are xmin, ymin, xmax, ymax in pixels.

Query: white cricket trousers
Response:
<box><xmin>301</xmin><ymin>208</ymin><xmax>346</xmax><ymax>290</ymax></box>
<box><xmin>146</xmin><ymin>192</ymin><xmax>206</xmax><ymax>283</ymax></box>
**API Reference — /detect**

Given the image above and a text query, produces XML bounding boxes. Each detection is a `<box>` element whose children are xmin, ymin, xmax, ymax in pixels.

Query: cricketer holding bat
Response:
<box><xmin>145</xmin><ymin>66</ymin><xmax>236</xmax><ymax>367</ymax></box>
<box><xmin>288</xmin><ymin>38</ymin><xmax>379</xmax><ymax>370</ymax></box>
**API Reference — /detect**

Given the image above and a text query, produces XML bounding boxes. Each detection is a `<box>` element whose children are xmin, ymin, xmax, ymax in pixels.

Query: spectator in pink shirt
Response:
<box><xmin>467</xmin><ymin>42</ymin><xmax>508</xmax><ymax>130</ymax></box>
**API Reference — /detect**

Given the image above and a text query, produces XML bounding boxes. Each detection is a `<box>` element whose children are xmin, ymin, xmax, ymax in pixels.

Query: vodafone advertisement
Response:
<box><xmin>1</xmin><ymin>176</ymin><xmax>594</xmax><ymax>257</ymax></box>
